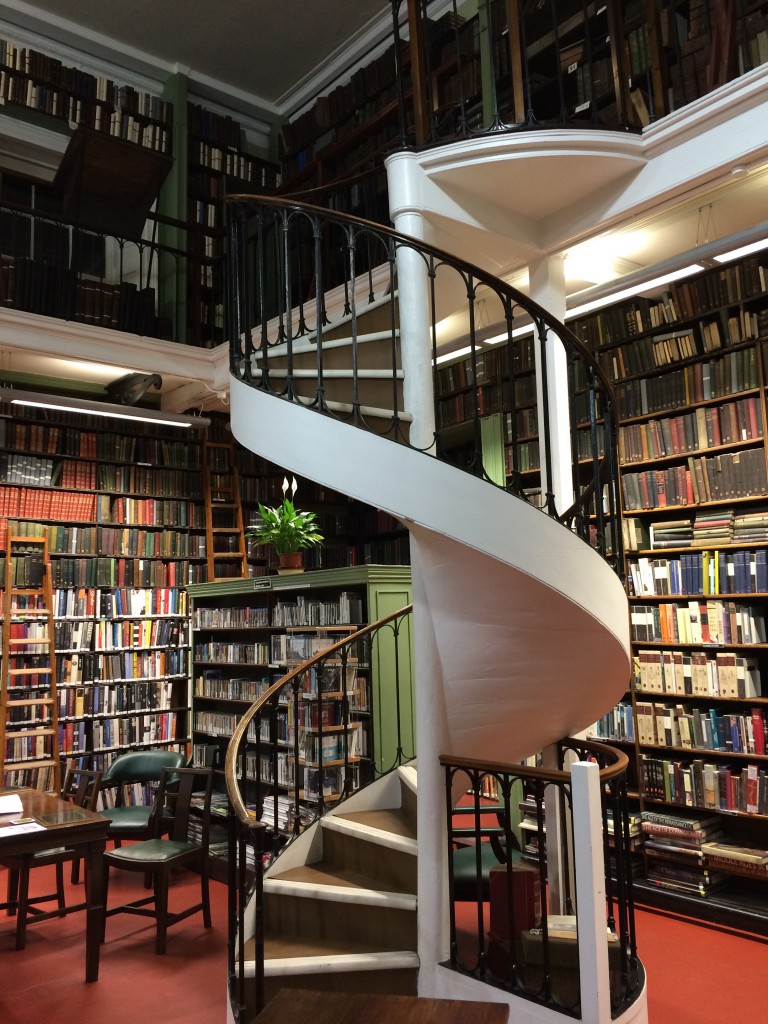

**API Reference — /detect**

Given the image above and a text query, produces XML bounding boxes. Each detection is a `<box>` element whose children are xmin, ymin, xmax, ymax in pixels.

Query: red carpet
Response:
<box><xmin>0</xmin><ymin>864</ymin><xmax>228</xmax><ymax>1024</ymax></box>
<box><xmin>1</xmin><ymin>864</ymin><xmax>766</xmax><ymax>1023</ymax></box>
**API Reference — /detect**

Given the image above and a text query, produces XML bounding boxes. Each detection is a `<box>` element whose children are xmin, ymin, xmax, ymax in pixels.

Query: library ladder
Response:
<box><xmin>0</xmin><ymin>533</ymin><xmax>61</xmax><ymax>793</ymax></box>
<box><xmin>202</xmin><ymin>440</ymin><xmax>248</xmax><ymax>581</ymax></box>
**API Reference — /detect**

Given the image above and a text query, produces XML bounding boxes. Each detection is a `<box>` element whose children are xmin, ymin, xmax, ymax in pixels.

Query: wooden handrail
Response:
<box><xmin>224</xmin><ymin>604</ymin><xmax>413</xmax><ymax>827</ymax></box>
<box><xmin>440</xmin><ymin>738</ymin><xmax>629</xmax><ymax>784</ymax></box>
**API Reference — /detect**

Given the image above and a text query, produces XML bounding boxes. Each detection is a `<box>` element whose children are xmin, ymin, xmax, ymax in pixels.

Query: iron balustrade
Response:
<box><xmin>226</xmin><ymin>193</ymin><xmax>623</xmax><ymax>573</ymax></box>
<box><xmin>224</xmin><ymin>605</ymin><xmax>414</xmax><ymax>1023</ymax></box>
<box><xmin>441</xmin><ymin>740</ymin><xmax>643</xmax><ymax>1019</ymax></box>
<box><xmin>0</xmin><ymin>195</ymin><xmax>224</xmax><ymax>348</ymax></box>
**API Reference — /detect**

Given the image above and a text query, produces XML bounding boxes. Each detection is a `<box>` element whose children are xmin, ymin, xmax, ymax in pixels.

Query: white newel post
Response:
<box><xmin>571</xmin><ymin>760</ymin><xmax>611</xmax><ymax>1024</ymax></box>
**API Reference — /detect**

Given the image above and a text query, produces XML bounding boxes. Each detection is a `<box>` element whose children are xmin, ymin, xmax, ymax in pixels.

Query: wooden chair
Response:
<box><xmin>98</xmin><ymin>748</ymin><xmax>187</xmax><ymax>846</ymax></box>
<box><xmin>101</xmin><ymin>766</ymin><xmax>213</xmax><ymax>954</ymax></box>
<box><xmin>1</xmin><ymin>763</ymin><xmax>102</xmax><ymax>950</ymax></box>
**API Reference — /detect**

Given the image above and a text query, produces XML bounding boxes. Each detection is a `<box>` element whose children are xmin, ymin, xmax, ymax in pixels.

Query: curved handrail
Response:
<box><xmin>224</xmin><ymin>603</ymin><xmax>413</xmax><ymax>828</ymax></box>
<box><xmin>440</xmin><ymin>738</ymin><xmax>629</xmax><ymax>785</ymax></box>
<box><xmin>225</xmin><ymin>192</ymin><xmax>623</xmax><ymax>570</ymax></box>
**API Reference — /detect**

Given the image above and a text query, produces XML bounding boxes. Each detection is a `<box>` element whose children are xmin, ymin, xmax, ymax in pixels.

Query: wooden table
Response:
<box><xmin>0</xmin><ymin>787</ymin><xmax>109</xmax><ymax>982</ymax></box>
<box><xmin>254</xmin><ymin>989</ymin><xmax>510</xmax><ymax>1023</ymax></box>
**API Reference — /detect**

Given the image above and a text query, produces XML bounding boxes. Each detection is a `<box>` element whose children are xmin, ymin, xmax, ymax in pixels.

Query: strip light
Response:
<box><xmin>565</xmin><ymin>263</ymin><xmax>707</xmax><ymax>320</ymax></box>
<box><xmin>0</xmin><ymin>388</ymin><xmax>211</xmax><ymax>429</ymax></box>
<box><xmin>712</xmin><ymin>237</ymin><xmax>768</xmax><ymax>263</ymax></box>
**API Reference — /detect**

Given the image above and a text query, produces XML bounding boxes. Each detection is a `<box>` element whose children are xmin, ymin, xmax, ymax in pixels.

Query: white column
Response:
<box><xmin>386</xmin><ymin>152</ymin><xmax>437</xmax><ymax>454</ymax></box>
<box><xmin>529</xmin><ymin>254</ymin><xmax>574</xmax><ymax>515</ymax></box>
<box><xmin>571</xmin><ymin>760</ymin><xmax>611</xmax><ymax>1024</ymax></box>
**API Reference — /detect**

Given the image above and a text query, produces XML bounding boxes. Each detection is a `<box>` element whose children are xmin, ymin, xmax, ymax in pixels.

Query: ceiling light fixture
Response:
<box><xmin>0</xmin><ymin>388</ymin><xmax>211</xmax><ymax>429</ymax></box>
<box><xmin>712</xmin><ymin>236</ymin><xmax>768</xmax><ymax>263</ymax></box>
<box><xmin>565</xmin><ymin>263</ymin><xmax>707</xmax><ymax>320</ymax></box>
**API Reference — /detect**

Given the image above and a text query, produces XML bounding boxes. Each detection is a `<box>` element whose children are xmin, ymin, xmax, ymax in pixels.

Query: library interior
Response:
<box><xmin>1</xmin><ymin>3</ymin><xmax>768</xmax><ymax>1023</ymax></box>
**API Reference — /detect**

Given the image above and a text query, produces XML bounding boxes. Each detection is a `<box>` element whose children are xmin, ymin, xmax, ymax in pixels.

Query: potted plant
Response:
<box><xmin>247</xmin><ymin>477</ymin><xmax>324</xmax><ymax>574</ymax></box>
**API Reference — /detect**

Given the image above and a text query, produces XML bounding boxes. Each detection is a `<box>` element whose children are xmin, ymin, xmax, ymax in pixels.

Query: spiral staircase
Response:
<box><xmin>224</xmin><ymin>196</ymin><xmax>637</xmax><ymax>1023</ymax></box>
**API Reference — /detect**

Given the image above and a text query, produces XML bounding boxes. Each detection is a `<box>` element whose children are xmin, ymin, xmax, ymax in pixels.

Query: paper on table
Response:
<box><xmin>0</xmin><ymin>793</ymin><xmax>24</xmax><ymax>814</ymax></box>
<box><xmin>0</xmin><ymin>821</ymin><xmax>46</xmax><ymax>836</ymax></box>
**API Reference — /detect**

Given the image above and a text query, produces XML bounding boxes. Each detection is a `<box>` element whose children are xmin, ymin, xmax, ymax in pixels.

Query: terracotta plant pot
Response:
<box><xmin>277</xmin><ymin>551</ymin><xmax>304</xmax><ymax>575</ymax></box>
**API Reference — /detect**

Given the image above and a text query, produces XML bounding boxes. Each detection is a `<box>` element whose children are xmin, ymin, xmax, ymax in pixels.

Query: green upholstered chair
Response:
<box><xmin>1</xmin><ymin>763</ymin><xmax>102</xmax><ymax>950</ymax></box>
<box><xmin>101</xmin><ymin>766</ymin><xmax>214</xmax><ymax>954</ymax></box>
<box><xmin>98</xmin><ymin>749</ymin><xmax>187</xmax><ymax>846</ymax></box>
<box><xmin>451</xmin><ymin>807</ymin><xmax>522</xmax><ymax>902</ymax></box>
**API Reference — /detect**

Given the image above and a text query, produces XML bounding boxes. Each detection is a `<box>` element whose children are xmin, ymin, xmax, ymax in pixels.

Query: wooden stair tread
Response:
<box><xmin>254</xmin><ymin>988</ymin><xmax>509</xmax><ymax>1023</ymax></box>
<box><xmin>334</xmin><ymin>807</ymin><xmax>416</xmax><ymax>841</ymax></box>
<box><xmin>253</xmin><ymin>934</ymin><xmax>405</xmax><ymax>960</ymax></box>
<box><xmin>269</xmin><ymin>862</ymin><xmax>413</xmax><ymax>895</ymax></box>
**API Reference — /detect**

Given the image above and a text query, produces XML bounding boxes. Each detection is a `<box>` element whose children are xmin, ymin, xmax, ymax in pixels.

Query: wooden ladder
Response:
<box><xmin>202</xmin><ymin>440</ymin><xmax>248</xmax><ymax>581</ymax></box>
<box><xmin>0</xmin><ymin>531</ymin><xmax>60</xmax><ymax>794</ymax></box>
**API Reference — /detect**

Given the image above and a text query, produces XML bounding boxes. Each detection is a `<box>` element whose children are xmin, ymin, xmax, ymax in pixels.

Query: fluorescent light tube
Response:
<box><xmin>0</xmin><ymin>388</ymin><xmax>210</xmax><ymax>429</ymax></box>
<box><xmin>712</xmin><ymin>238</ymin><xmax>768</xmax><ymax>263</ymax></box>
<box><xmin>565</xmin><ymin>264</ymin><xmax>707</xmax><ymax>319</ymax></box>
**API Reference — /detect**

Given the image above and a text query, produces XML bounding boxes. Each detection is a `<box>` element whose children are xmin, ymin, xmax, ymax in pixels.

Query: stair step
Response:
<box><xmin>334</xmin><ymin>806</ymin><xmax>417</xmax><ymax>842</ymax></box>
<box><xmin>262</xmin><ymin>330</ymin><xmax>400</xmax><ymax>359</ymax></box>
<box><xmin>322</xmin><ymin>810</ymin><xmax>417</xmax><ymax>853</ymax></box>
<box><xmin>244</xmin><ymin>932</ymin><xmax>418</xmax><ymax>975</ymax></box>
<box><xmin>265</xmin><ymin>874</ymin><xmax>416</xmax><ymax>907</ymax></box>
<box><xmin>261</xmin><ymin>368</ymin><xmax>404</xmax><ymax>380</ymax></box>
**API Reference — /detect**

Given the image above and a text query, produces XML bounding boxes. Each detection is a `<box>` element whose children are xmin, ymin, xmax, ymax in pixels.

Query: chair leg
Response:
<box><xmin>15</xmin><ymin>859</ymin><xmax>31</xmax><ymax>951</ymax></box>
<box><xmin>201</xmin><ymin>865</ymin><xmax>211</xmax><ymax>929</ymax></box>
<box><xmin>55</xmin><ymin>862</ymin><xmax>66</xmax><ymax>916</ymax></box>
<box><xmin>6</xmin><ymin>866</ymin><xmax>19</xmax><ymax>916</ymax></box>
<box><xmin>100</xmin><ymin>863</ymin><xmax>110</xmax><ymax>944</ymax></box>
<box><xmin>71</xmin><ymin>855</ymin><xmax>82</xmax><ymax>885</ymax></box>
<box><xmin>155</xmin><ymin>869</ymin><xmax>169</xmax><ymax>955</ymax></box>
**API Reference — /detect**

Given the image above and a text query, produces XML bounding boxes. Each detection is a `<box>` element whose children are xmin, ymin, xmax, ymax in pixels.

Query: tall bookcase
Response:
<box><xmin>0</xmin><ymin>401</ymin><xmax>207</xmax><ymax>772</ymax></box>
<box><xmin>187</xmin><ymin>566</ymin><xmax>414</xmax><ymax>849</ymax></box>
<box><xmin>579</xmin><ymin>252</ymin><xmax>768</xmax><ymax>931</ymax></box>
<box><xmin>0</xmin><ymin>529</ymin><xmax>60</xmax><ymax>792</ymax></box>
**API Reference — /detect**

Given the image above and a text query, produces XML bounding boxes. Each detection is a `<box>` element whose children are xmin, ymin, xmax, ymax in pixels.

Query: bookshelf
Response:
<box><xmin>0</xmin><ymin>400</ymin><xmax>205</xmax><ymax>772</ymax></box>
<box><xmin>188</xmin><ymin>565</ymin><xmax>413</xmax><ymax>852</ymax></box>
<box><xmin>0</xmin><ymin>529</ymin><xmax>59</xmax><ymax>792</ymax></box>
<box><xmin>580</xmin><ymin>251</ymin><xmax>768</xmax><ymax>928</ymax></box>
<box><xmin>435</xmin><ymin>336</ymin><xmax>541</xmax><ymax>504</ymax></box>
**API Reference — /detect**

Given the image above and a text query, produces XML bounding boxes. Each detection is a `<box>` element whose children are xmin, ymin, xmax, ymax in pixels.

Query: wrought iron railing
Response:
<box><xmin>0</xmin><ymin>197</ymin><xmax>224</xmax><ymax>348</ymax></box>
<box><xmin>442</xmin><ymin>739</ymin><xmax>643</xmax><ymax>1019</ymax></box>
<box><xmin>224</xmin><ymin>605</ymin><xmax>414</xmax><ymax>1024</ymax></box>
<box><xmin>227</xmin><ymin>193</ymin><xmax>623</xmax><ymax>571</ymax></box>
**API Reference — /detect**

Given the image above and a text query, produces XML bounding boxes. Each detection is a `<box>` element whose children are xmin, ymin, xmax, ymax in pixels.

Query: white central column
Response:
<box><xmin>386</xmin><ymin>151</ymin><xmax>437</xmax><ymax>454</ymax></box>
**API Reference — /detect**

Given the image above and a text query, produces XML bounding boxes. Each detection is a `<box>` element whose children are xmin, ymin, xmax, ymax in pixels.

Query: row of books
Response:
<box><xmin>58</xmin><ymin>679</ymin><xmax>176</xmax><ymax>719</ymax></box>
<box><xmin>271</xmin><ymin>592</ymin><xmax>364</xmax><ymax>627</ymax></box>
<box><xmin>436</xmin><ymin>349</ymin><xmax>508</xmax><ymax>394</ymax></box>
<box><xmin>634</xmin><ymin>648</ymin><xmax>760</xmax><ymax>698</ymax></box>
<box><xmin>193</xmin><ymin>672</ymin><xmax>271</xmax><ymax>702</ymax></box>
<box><xmin>628</xmin><ymin>549</ymin><xmax>768</xmax><ymax>597</ymax></box>
<box><xmin>635</xmin><ymin>700</ymin><xmax>767</xmax><ymax>754</ymax></box>
<box><xmin>50</xmin><ymin>556</ymin><xmax>196</xmax><ymax>589</ymax></box>
<box><xmin>641</xmin><ymin>755</ymin><xmax>768</xmax><ymax>815</ymax></box>
<box><xmin>193</xmin><ymin>605</ymin><xmax>271</xmax><ymax>630</ymax></box>
<box><xmin>46</xmin><ymin>524</ymin><xmax>204</xmax><ymax>558</ymax></box>
<box><xmin>2</xmin><ymin>424</ymin><xmax>201</xmax><ymax>469</ymax></box>
<box><xmin>0</xmin><ymin>258</ymin><xmax>161</xmax><ymax>332</ymax></box>
<box><xmin>0</xmin><ymin>486</ymin><xmax>99</xmax><ymax>523</ymax></box>
<box><xmin>574</xmin><ymin>258</ymin><xmax>768</xmax><ymax>348</ymax></box>
<box><xmin>630</xmin><ymin>600</ymin><xmax>767</xmax><ymax>645</ymax></box>
<box><xmin>57</xmin><ymin>648</ymin><xmax>187</xmax><ymax>686</ymax></box>
<box><xmin>188</xmin><ymin>139</ymin><xmax>281</xmax><ymax>187</ymax></box>
<box><xmin>615</xmin><ymin>346</ymin><xmax>759</xmax><ymax>420</ymax></box>
<box><xmin>52</xmin><ymin>586</ymin><xmax>188</xmax><ymax>619</ymax></box>
<box><xmin>0</xmin><ymin>39</ymin><xmax>172</xmax><ymax>119</ymax></box>
<box><xmin>299</xmin><ymin>724</ymin><xmax>361</xmax><ymax>766</ymax></box>
<box><xmin>91</xmin><ymin>712</ymin><xmax>178</xmax><ymax>752</ymax></box>
<box><xmin>626</xmin><ymin>510</ymin><xmax>768</xmax><ymax>551</ymax></box>
<box><xmin>622</xmin><ymin>447</ymin><xmax>768</xmax><ymax>510</ymax></box>
<box><xmin>618</xmin><ymin>395</ymin><xmax>762</xmax><ymax>464</ymax></box>
<box><xmin>193</xmin><ymin>640</ymin><xmax>271</xmax><ymax>666</ymax></box>
<box><xmin>93</xmin><ymin>465</ymin><xmax>203</xmax><ymax>500</ymax></box>
<box><xmin>4</xmin><ymin>732</ymin><xmax>54</xmax><ymax>764</ymax></box>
